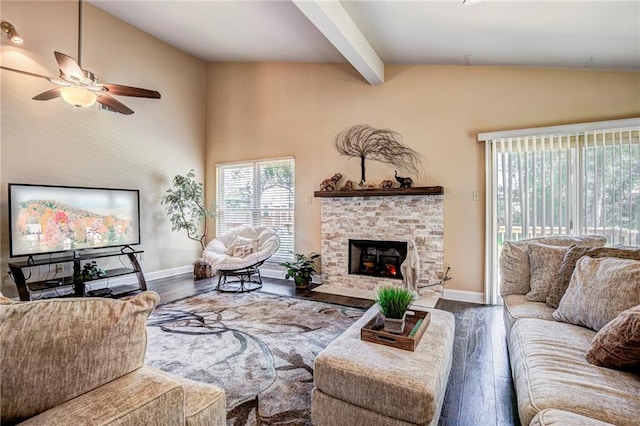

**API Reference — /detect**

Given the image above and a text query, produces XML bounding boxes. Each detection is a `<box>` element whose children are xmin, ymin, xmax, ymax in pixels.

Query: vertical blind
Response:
<box><xmin>480</xmin><ymin>118</ymin><xmax>640</xmax><ymax>304</ymax></box>
<box><xmin>216</xmin><ymin>157</ymin><xmax>295</xmax><ymax>263</ymax></box>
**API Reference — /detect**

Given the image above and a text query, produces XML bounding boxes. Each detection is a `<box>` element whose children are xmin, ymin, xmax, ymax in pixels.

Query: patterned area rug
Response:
<box><xmin>144</xmin><ymin>291</ymin><xmax>364</xmax><ymax>425</ymax></box>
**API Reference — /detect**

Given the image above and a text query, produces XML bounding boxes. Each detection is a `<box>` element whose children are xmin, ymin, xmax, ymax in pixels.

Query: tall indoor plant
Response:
<box><xmin>280</xmin><ymin>253</ymin><xmax>320</xmax><ymax>290</ymax></box>
<box><xmin>160</xmin><ymin>169</ymin><xmax>216</xmax><ymax>251</ymax></box>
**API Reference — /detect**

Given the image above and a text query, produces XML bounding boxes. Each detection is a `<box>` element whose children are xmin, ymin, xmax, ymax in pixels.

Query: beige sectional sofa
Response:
<box><xmin>0</xmin><ymin>292</ymin><xmax>226</xmax><ymax>425</ymax></box>
<box><xmin>500</xmin><ymin>236</ymin><xmax>640</xmax><ymax>425</ymax></box>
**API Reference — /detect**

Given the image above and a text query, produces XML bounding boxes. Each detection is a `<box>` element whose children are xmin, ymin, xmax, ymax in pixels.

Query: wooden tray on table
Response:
<box><xmin>360</xmin><ymin>310</ymin><xmax>431</xmax><ymax>352</ymax></box>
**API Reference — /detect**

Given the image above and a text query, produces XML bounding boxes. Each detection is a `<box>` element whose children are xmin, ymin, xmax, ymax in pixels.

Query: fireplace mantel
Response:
<box><xmin>314</xmin><ymin>186</ymin><xmax>443</xmax><ymax>198</ymax></box>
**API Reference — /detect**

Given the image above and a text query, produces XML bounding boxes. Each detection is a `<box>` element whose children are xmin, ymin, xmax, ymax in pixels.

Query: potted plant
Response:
<box><xmin>161</xmin><ymin>169</ymin><xmax>216</xmax><ymax>251</ymax></box>
<box><xmin>375</xmin><ymin>286</ymin><xmax>415</xmax><ymax>334</ymax></box>
<box><xmin>280</xmin><ymin>253</ymin><xmax>320</xmax><ymax>290</ymax></box>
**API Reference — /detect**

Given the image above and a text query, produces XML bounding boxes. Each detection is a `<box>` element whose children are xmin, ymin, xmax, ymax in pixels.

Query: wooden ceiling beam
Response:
<box><xmin>291</xmin><ymin>0</ymin><xmax>384</xmax><ymax>85</ymax></box>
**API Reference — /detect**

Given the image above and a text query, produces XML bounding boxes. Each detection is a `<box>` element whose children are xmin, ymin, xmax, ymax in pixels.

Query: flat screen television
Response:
<box><xmin>8</xmin><ymin>183</ymin><xmax>140</xmax><ymax>258</ymax></box>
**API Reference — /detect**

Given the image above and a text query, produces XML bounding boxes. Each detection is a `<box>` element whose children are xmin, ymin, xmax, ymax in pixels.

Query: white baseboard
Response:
<box><xmin>261</xmin><ymin>268</ymin><xmax>286</xmax><ymax>280</ymax></box>
<box><xmin>145</xmin><ymin>265</ymin><xmax>193</xmax><ymax>281</ymax></box>
<box><xmin>92</xmin><ymin>265</ymin><xmax>193</xmax><ymax>288</ymax></box>
<box><xmin>260</xmin><ymin>268</ymin><xmax>323</xmax><ymax>284</ymax></box>
<box><xmin>442</xmin><ymin>289</ymin><xmax>485</xmax><ymax>304</ymax></box>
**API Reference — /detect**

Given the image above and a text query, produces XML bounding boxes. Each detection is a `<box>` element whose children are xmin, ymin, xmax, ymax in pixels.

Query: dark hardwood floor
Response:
<box><xmin>146</xmin><ymin>274</ymin><xmax>519</xmax><ymax>426</ymax></box>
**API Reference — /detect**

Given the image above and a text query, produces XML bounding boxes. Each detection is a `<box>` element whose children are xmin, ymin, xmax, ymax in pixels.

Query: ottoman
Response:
<box><xmin>312</xmin><ymin>305</ymin><xmax>455</xmax><ymax>426</ymax></box>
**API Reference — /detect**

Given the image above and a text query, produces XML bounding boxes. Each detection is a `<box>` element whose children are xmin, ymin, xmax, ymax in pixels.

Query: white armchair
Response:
<box><xmin>200</xmin><ymin>225</ymin><xmax>280</xmax><ymax>292</ymax></box>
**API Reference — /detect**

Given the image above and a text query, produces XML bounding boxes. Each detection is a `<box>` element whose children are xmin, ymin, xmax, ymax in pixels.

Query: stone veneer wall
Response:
<box><xmin>320</xmin><ymin>194</ymin><xmax>444</xmax><ymax>297</ymax></box>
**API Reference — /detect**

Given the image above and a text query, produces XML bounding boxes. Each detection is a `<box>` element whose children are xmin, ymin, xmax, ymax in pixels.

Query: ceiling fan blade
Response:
<box><xmin>96</xmin><ymin>93</ymin><xmax>134</xmax><ymax>115</ymax></box>
<box><xmin>54</xmin><ymin>51</ymin><xmax>84</xmax><ymax>80</ymax></box>
<box><xmin>32</xmin><ymin>88</ymin><xmax>62</xmax><ymax>101</ymax></box>
<box><xmin>0</xmin><ymin>66</ymin><xmax>53</xmax><ymax>80</ymax></box>
<box><xmin>101</xmin><ymin>83</ymin><xmax>161</xmax><ymax>99</ymax></box>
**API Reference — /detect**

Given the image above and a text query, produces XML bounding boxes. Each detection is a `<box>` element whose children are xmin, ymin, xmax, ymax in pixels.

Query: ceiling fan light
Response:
<box><xmin>1</xmin><ymin>21</ymin><xmax>22</xmax><ymax>44</ymax></box>
<box><xmin>60</xmin><ymin>86</ymin><xmax>97</xmax><ymax>108</ymax></box>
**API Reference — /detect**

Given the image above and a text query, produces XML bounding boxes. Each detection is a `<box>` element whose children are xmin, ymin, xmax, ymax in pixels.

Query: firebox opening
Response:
<box><xmin>348</xmin><ymin>239</ymin><xmax>408</xmax><ymax>280</ymax></box>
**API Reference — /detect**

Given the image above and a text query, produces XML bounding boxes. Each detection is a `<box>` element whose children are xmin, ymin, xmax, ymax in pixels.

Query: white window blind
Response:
<box><xmin>216</xmin><ymin>157</ymin><xmax>295</xmax><ymax>263</ymax></box>
<box><xmin>481</xmin><ymin>118</ymin><xmax>640</xmax><ymax>304</ymax></box>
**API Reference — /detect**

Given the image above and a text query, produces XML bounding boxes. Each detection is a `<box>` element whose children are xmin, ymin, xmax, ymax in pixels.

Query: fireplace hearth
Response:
<box><xmin>349</xmin><ymin>239</ymin><xmax>407</xmax><ymax>280</ymax></box>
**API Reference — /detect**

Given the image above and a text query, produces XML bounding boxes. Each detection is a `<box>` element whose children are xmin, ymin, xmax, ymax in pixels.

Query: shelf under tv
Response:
<box><xmin>8</xmin><ymin>250</ymin><xmax>146</xmax><ymax>301</ymax></box>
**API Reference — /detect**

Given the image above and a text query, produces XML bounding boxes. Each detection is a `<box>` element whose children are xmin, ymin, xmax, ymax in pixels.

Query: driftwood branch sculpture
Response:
<box><xmin>334</xmin><ymin>124</ymin><xmax>425</xmax><ymax>183</ymax></box>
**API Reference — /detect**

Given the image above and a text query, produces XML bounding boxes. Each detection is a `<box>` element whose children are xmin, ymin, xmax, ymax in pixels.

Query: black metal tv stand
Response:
<box><xmin>8</xmin><ymin>250</ymin><xmax>146</xmax><ymax>301</ymax></box>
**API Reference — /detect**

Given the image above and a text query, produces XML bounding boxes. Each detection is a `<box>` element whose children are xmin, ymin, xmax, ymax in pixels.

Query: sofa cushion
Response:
<box><xmin>547</xmin><ymin>246</ymin><xmax>640</xmax><ymax>308</ymax></box>
<box><xmin>509</xmin><ymin>318</ymin><xmax>640</xmax><ymax>425</ymax></box>
<box><xmin>18</xmin><ymin>367</ymin><xmax>184</xmax><ymax>426</ymax></box>
<box><xmin>0</xmin><ymin>292</ymin><xmax>159</xmax><ymax>424</ymax></box>
<box><xmin>586</xmin><ymin>304</ymin><xmax>640</xmax><ymax>372</ymax></box>
<box><xmin>553</xmin><ymin>257</ymin><xmax>640</xmax><ymax>331</ymax></box>
<box><xmin>530</xmin><ymin>409</ymin><xmax>615</xmax><ymax>426</ymax></box>
<box><xmin>502</xmin><ymin>294</ymin><xmax>556</xmax><ymax>332</ymax></box>
<box><xmin>499</xmin><ymin>235</ymin><xmax>606</xmax><ymax>296</ymax></box>
<box><xmin>526</xmin><ymin>244</ymin><xmax>569</xmax><ymax>302</ymax></box>
<box><xmin>149</xmin><ymin>367</ymin><xmax>227</xmax><ymax>426</ymax></box>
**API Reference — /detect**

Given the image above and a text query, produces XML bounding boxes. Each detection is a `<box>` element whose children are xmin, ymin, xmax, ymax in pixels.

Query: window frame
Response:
<box><xmin>215</xmin><ymin>156</ymin><xmax>295</xmax><ymax>263</ymax></box>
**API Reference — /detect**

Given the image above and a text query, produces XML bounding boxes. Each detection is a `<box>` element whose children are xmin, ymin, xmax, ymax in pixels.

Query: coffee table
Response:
<box><xmin>312</xmin><ymin>305</ymin><xmax>455</xmax><ymax>426</ymax></box>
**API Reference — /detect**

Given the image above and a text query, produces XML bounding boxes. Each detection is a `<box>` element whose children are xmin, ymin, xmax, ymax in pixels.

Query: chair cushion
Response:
<box><xmin>0</xmin><ymin>292</ymin><xmax>159</xmax><ymax>424</ymax></box>
<box><xmin>202</xmin><ymin>225</ymin><xmax>280</xmax><ymax>273</ymax></box>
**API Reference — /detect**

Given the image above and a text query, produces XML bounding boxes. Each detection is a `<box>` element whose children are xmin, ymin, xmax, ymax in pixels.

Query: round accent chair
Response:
<box><xmin>200</xmin><ymin>225</ymin><xmax>280</xmax><ymax>292</ymax></box>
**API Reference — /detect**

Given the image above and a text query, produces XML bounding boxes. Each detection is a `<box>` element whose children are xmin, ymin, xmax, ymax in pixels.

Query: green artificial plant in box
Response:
<box><xmin>279</xmin><ymin>253</ymin><xmax>320</xmax><ymax>289</ymax></box>
<box><xmin>375</xmin><ymin>286</ymin><xmax>415</xmax><ymax>319</ymax></box>
<box><xmin>375</xmin><ymin>286</ymin><xmax>416</xmax><ymax>334</ymax></box>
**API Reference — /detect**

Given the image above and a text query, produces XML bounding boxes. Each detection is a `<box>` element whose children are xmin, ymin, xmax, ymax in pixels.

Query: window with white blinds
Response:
<box><xmin>480</xmin><ymin>118</ymin><xmax>640</xmax><ymax>303</ymax></box>
<box><xmin>216</xmin><ymin>157</ymin><xmax>295</xmax><ymax>263</ymax></box>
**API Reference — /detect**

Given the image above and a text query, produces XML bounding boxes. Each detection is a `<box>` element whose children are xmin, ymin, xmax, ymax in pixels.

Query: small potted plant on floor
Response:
<box><xmin>375</xmin><ymin>286</ymin><xmax>416</xmax><ymax>334</ymax></box>
<box><xmin>280</xmin><ymin>253</ymin><xmax>320</xmax><ymax>290</ymax></box>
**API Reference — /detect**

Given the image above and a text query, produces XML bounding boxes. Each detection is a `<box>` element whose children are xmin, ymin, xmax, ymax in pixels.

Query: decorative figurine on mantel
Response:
<box><xmin>379</xmin><ymin>179</ymin><xmax>393</xmax><ymax>189</ymax></box>
<box><xmin>394</xmin><ymin>171</ymin><xmax>413</xmax><ymax>188</ymax></box>
<box><xmin>334</xmin><ymin>124</ymin><xmax>425</xmax><ymax>185</ymax></box>
<box><xmin>319</xmin><ymin>173</ymin><xmax>343</xmax><ymax>191</ymax></box>
<box><xmin>339</xmin><ymin>180</ymin><xmax>354</xmax><ymax>191</ymax></box>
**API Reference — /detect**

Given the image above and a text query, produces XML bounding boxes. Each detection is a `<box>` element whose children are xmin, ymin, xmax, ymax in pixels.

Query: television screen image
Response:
<box><xmin>9</xmin><ymin>184</ymin><xmax>140</xmax><ymax>258</ymax></box>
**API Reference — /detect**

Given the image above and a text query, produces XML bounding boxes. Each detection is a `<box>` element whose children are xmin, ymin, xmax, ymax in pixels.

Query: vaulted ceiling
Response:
<box><xmin>91</xmin><ymin>1</ymin><xmax>640</xmax><ymax>85</ymax></box>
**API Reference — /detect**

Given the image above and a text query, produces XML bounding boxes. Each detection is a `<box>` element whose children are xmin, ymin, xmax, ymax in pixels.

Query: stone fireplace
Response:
<box><xmin>316</xmin><ymin>187</ymin><xmax>444</xmax><ymax>297</ymax></box>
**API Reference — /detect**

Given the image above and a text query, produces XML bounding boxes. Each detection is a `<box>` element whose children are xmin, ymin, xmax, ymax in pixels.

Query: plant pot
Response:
<box><xmin>295</xmin><ymin>277</ymin><xmax>310</xmax><ymax>290</ymax></box>
<box><xmin>383</xmin><ymin>313</ymin><xmax>406</xmax><ymax>335</ymax></box>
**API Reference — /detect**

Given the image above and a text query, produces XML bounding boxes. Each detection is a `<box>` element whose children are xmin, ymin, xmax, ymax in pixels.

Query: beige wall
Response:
<box><xmin>205</xmin><ymin>63</ymin><xmax>640</xmax><ymax>294</ymax></box>
<box><xmin>0</xmin><ymin>2</ymin><xmax>207</xmax><ymax>296</ymax></box>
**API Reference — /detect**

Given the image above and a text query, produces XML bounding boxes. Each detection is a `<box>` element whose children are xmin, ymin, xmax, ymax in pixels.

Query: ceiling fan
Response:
<box><xmin>0</xmin><ymin>0</ymin><xmax>160</xmax><ymax>115</ymax></box>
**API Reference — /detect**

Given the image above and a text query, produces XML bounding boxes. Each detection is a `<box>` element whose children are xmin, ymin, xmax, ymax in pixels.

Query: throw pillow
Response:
<box><xmin>525</xmin><ymin>244</ymin><xmax>569</xmax><ymax>302</ymax></box>
<box><xmin>586</xmin><ymin>304</ymin><xmax>640</xmax><ymax>372</ymax></box>
<box><xmin>547</xmin><ymin>246</ymin><xmax>640</xmax><ymax>308</ymax></box>
<box><xmin>553</xmin><ymin>257</ymin><xmax>640</xmax><ymax>331</ymax></box>
<box><xmin>224</xmin><ymin>236</ymin><xmax>256</xmax><ymax>256</ymax></box>
<box><xmin>232</xmin><ymin>243</ymin><xmax>255</xmax><ymax>258</ymax></box>
<box><xmin>0</xmin><ymin>291</ymin><xmax>159</xmax><ymax>424</ymax></box>
<box><xmin>499</xmin><ymin>235</ymin><xmax>606</xmax><ymax>296</ymax></box>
